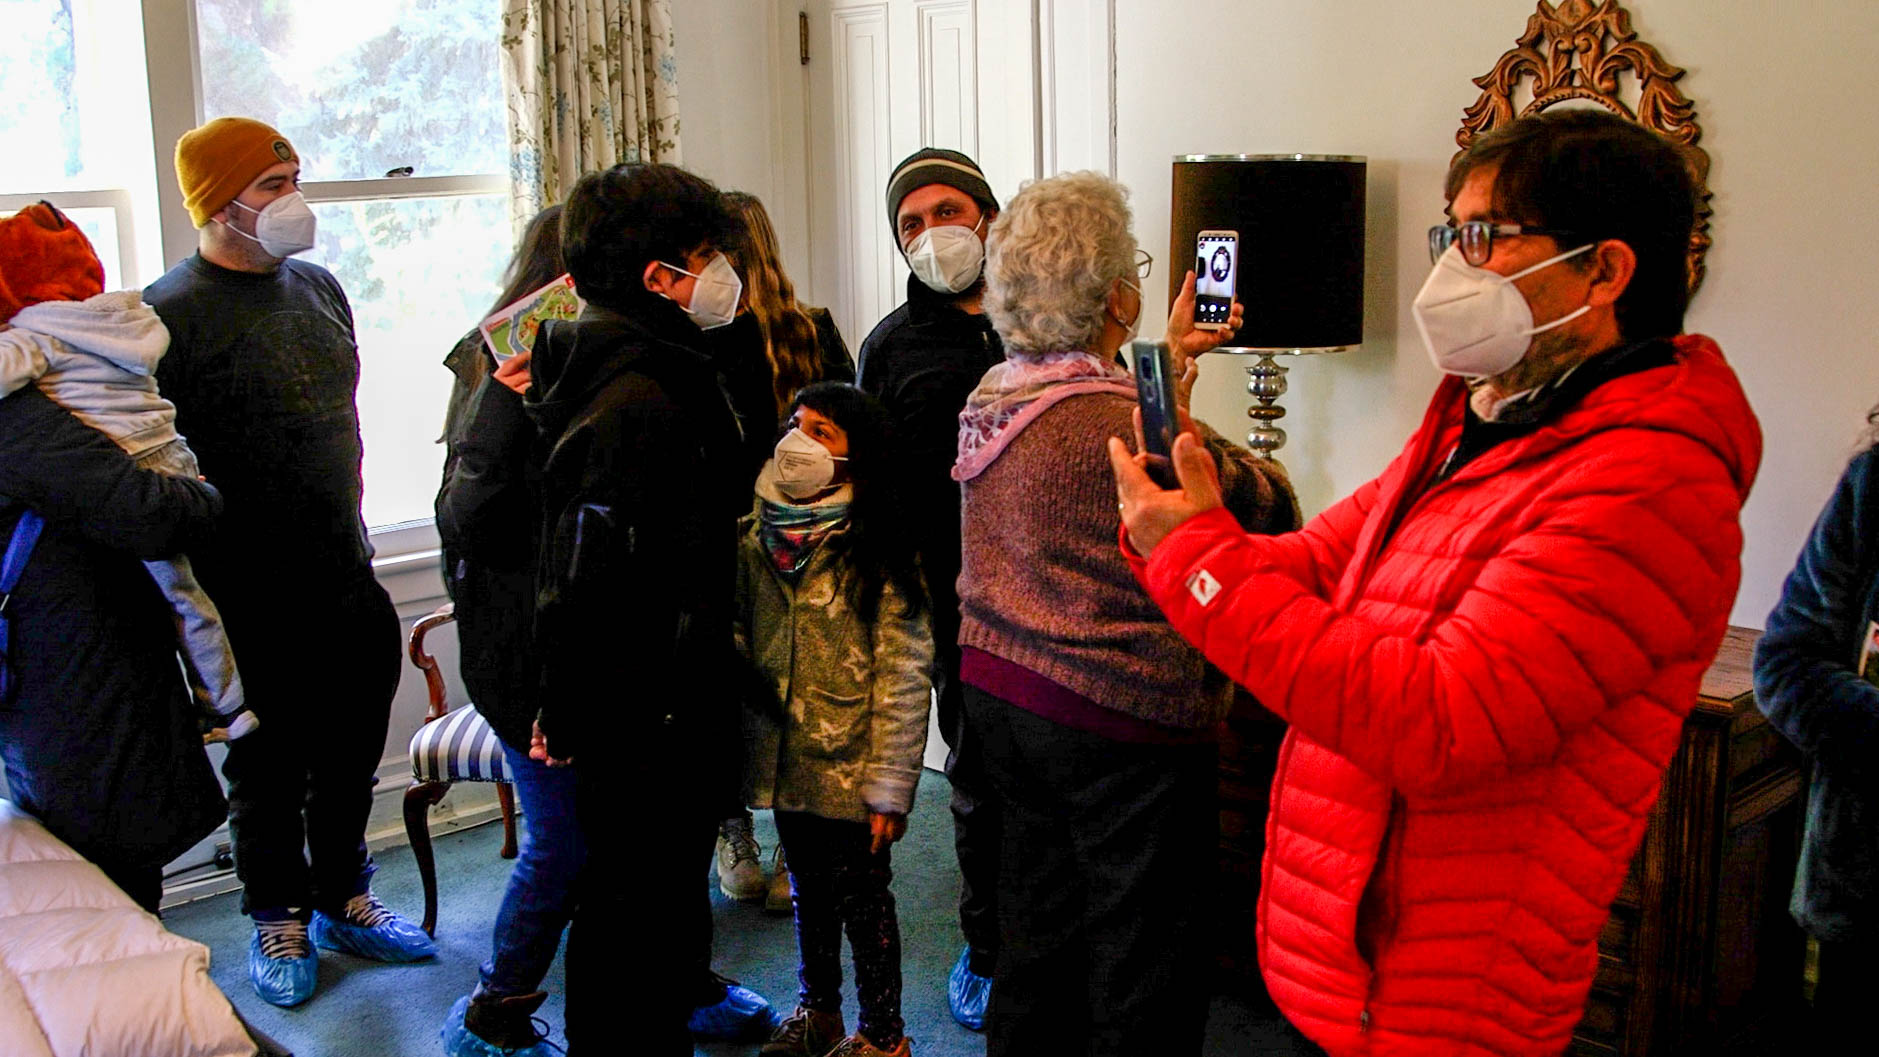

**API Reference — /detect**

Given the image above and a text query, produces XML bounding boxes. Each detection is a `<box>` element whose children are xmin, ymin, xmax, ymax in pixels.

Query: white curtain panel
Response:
<box><xmin>501</xmin><ymin>0</ymin><xmax>683</xmax><ymax>228</ymax></box>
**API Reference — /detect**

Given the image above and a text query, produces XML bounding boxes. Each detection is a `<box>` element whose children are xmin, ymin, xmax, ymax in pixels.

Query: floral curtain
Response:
<box><xmin>501</xmin><ymin>0</ymin><xmax>683</xmax><ymax>229</ymax></box>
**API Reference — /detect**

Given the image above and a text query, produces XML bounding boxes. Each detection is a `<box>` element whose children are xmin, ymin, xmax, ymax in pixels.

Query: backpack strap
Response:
<box><xmin>0</xmin><ymin>509</ymin><xmax>46</xmax><ymax>702</ymax></box>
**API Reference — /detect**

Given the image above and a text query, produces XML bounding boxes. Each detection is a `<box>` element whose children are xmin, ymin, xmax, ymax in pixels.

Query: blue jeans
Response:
<box><xmin>480</xmin><ymin>742</ymin><xmax>585</xmax><ymax>996</ymax></box>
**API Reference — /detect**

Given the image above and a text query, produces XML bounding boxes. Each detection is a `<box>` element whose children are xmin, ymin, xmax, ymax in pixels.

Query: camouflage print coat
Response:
<box><xmin>736</xmin><ymin>516</ymin><xmax>933</xmax><ymax>824</ymax></box>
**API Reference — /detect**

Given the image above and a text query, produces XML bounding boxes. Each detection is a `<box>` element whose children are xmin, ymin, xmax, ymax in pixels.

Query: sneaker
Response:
<box><xmin>764</xmin><ymin>846</ymin><xmax>793</xmax><ymax>915</ymax></box>
<box><xmin>310</xmin><ymin>890</ymin><xmax>438</xmax><ymax>962</ymax></box>
<box><xmin>946</xmin><ymin>945</ymin><xmax>992</xmax><ymax>1031</ymax></box>
<box><xmin>249</xmin><ymin>917</ymin><xmax>317</xmax><ymax>1007</ymax></box>
<box><xmin>759</xmin><ymin>1006</ymin><xmax>845</xmax><ymax>1057</ymax></box>
<box><xmin>688</xmin><ymin>972</ymin><xmax>781</xmax><ymax>1041</ymax></box>
<box><xmin>716</xmin><ymin>816</ymin><xmax>765</xmax><ymax>901</ymax></box>
<box><xmin>441</xmin><ymin>989</ymin><xmax>562</xmax><ymax>1057</ymax></box>
<box><xmin>826</xmin><ymin>1033</ymin><xmax>913</xmax><ymax>1057</ymax></box>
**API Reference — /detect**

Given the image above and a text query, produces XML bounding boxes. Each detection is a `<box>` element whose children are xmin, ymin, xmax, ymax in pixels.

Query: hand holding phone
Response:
<box><xmin>1132</xmin><ymin>340</ymin><xmax>1180</xmax><ymax>489</ymax></box>
<box><xmin>1194</xmin><ymin>229</ymin><xmax>1238</xmax><ymax>331</ymax></box>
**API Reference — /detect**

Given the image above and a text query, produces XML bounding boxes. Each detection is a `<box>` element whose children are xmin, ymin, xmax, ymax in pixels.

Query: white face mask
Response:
<box><xmin>773</xmin><ymin>427</ymin><xmax>848</xmax><ymax>499</ymax></box>
<box><xmin>658</xmin><ymin>253</ymin><xmax>742</xmax><ymax>330</ymax></box>
<box><xmin>904</xmin><ymin>216</ymin><xmax>986</xmax><ymax>294</ymax></box>
<box><xmin>1110</xmin><ymin>278</ymin><xmax>1145</xmax><ymax>341</ymax></box>
<box><xmin>225</xmin><ymin>192</ymin><xmax>318</xmax><ymax>258</ymax></box>
<box><xmin>1411</xmin><ymin>242</ymin><xmax>1594</xmax><ymax>377</ymax></box>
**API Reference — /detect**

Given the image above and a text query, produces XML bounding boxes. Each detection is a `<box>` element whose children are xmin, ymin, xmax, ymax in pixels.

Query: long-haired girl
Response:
<box><xmin>739</xmin><ymin>382</ymin><xmax>931</xmax><ymax>1057</ymax></box>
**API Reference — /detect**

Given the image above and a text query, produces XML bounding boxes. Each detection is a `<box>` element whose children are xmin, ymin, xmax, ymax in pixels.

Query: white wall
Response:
<box><xmin>1115</xmin><ymin>0</ymin><xmax>1879</xmax><ymax>629</ymax></box>
<box><xmin>671</xmin><ymin>0</ymin><xmax>808</xmax><ymax>285</ymax></box>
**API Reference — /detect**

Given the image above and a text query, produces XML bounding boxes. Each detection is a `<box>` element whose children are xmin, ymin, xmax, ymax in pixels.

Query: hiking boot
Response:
<box><xmin>442</xmin><ymin>989</ymin><xmax>560</xmax><ymax>1056</ymax></box>
<box><xmin>826</xmin><ymin>1033</ymin><xmax>913</xmax><ymax>1057</ymax></box>
<box><xmin>764</xmin><ymin>845</ymin><xmax>793</xmax><ymax>915</ymax></box>
<box><xmin>716</xmin><ymin>816</ymin><xmax>766</xmax><ymax>901</ymax></box>
<box><xmin>249</xmin><ymin>915</ymin><xmax>317</xmax><ymax>1007</ymax></box>
<box><xmin>760</xmin><ymin>1006</ymin><xmax>845</xmax><ymax>1056</ymax></box>
<box><xmin>310</xmin><ymin>889</ymin><xmax>437</xmax><ymax>962</ymax></box>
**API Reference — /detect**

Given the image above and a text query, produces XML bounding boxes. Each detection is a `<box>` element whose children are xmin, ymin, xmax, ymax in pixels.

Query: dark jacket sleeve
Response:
<box><xmin>0</xmin><ymin>386</ymin><xmax>221</xmax><ymax>558</ymax></box>
<box><xmin>1754</xmin><ymin>447</ymin><xmax>1879</xmax><ymax>770</ymax></box>
<box><xmin>437</xmin><ymin>370</ymin><xmax>537</xmax><ymax>567</ymax></box>
<box><xmin>811</xmin><ymin>307</ymin><xmax>855</xmax><ymax>385</ymax></box>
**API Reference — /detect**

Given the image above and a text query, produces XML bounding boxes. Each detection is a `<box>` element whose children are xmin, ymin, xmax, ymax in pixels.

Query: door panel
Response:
<box><xmin>804</xmin><ymin>0</ymin><xmax>1028</xmax><ymax>349</ymax></box>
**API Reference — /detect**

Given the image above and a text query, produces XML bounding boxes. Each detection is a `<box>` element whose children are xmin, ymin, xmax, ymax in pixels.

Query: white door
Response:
<box><xmin>798</xmin><ymin>0</ymin><xmax>1038</xmax><ymax>349</ymax></box>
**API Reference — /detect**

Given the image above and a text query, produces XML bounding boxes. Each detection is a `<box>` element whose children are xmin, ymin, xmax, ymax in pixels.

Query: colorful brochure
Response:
<box><xmin>479</xmin><ymin>273</ymin><xmax>581</xmax><ymax>363</ymax></box>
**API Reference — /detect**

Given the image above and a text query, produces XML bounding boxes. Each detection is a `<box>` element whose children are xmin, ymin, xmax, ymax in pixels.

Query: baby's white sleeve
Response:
<box><xmin>0</xmin><ymin>330</ymin><xmax>51</xmax><ymax>398</ymax></box>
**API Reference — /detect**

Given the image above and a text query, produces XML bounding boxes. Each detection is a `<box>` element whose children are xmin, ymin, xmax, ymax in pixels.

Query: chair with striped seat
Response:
<box><xmin>405</xmin><ymin>603</ymin><xmax>519</xmax><ymax>936</ymax></box>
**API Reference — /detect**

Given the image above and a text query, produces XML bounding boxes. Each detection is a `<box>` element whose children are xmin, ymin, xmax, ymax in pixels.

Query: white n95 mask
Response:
<box><xmin>773</xmin><ymin>428</ymin><xmax>848</xmax><ymax>499</ymax></box>
<box><xmin>225</xmin><ymin>192</ymin><xmax>318</xmax><ymax>258</ymax></box>
<box><xmin>659</xmin><ymin>253</ymin><xmax>743</xmax><ymax>330</ymax></box>
<box><xmin>904</xmin><ymin>217</ymin><xmax>986</xmax><ymax>294</ymax></box>
<box><xmin>1411</xmin><ymin>242</ymin><xmax>1593</xmax><ymax>377</ymax></box>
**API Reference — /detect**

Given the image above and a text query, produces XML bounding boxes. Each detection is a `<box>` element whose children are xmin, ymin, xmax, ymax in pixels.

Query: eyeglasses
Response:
<box><xmin>1135</xmin><ymin>249</ymin><xmax>1153</xmax><ymax>279</ymax></box>
<box><xmin>1427</xmin><ymin>221</ymin><xmax>1584</xmax><ymax>266</ymax></box>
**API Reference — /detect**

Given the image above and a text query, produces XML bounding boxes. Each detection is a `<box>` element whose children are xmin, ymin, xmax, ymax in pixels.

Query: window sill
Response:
<box><xmin>370</xmin><ymin>518</ymin><xmax>448</xmax><ymax>613</ymax></box>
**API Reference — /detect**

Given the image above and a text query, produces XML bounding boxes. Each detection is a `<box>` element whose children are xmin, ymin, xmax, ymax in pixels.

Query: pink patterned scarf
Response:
<box><xmin>952</xmin><ymin>350</ymin><xmax>1134</xmax><ymax>482</ymax></box>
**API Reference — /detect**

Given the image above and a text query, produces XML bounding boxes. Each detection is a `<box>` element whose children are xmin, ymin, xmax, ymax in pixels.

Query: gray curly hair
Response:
<box><xmin>983</xmin><ymin>170</ymin><xmax>1137</xmax><ymax>359</ymax></box>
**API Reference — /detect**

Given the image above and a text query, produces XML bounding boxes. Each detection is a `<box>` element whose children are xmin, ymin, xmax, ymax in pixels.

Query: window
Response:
<box><xmin>1</xmin><ymin>1</ymin><xmax>161</xmax><ymax>285</ymax></box>
<box><xmin>191</xmin><ymin>0</ymin><xmax>511</xmax><ymax>529</ymax></box>
<box><xmin>7</xmin><ymin>0</ymin><xmax>509</xmax><ymax>534</ymax></box>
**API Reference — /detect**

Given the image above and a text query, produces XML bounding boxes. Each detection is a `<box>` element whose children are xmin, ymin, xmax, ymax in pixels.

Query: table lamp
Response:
<box><xmin>1168</xmin><ymin>154</ymin><xmax>1366</xmax><ymax>457</ymax></box>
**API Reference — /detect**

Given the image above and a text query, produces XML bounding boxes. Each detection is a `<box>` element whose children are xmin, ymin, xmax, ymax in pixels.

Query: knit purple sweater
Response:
<box><xmin>956</xmin><ymin>390</ymin><xmax>1298</xmax><ymax>730</ymax></box>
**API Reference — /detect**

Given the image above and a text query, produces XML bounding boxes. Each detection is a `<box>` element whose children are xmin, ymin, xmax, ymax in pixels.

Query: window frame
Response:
<box><xmin>140</xmin><ymin>0</ymin><xmax>509</xmax><ymax>551</ymax></box>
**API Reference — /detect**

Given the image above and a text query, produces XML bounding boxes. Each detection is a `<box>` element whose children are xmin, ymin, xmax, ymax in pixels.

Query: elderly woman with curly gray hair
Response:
<box><xmin>949</xmin><ymin>169</ymin><xmax>1299</xmax><ymax>1056</ymax></box>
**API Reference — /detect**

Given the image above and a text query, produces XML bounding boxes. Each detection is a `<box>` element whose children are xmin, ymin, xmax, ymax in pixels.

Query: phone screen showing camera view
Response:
<box><xmin>1195</xmin><ymin>233</ymin><xmax>1237</xmax><ymax>327</ymax></box>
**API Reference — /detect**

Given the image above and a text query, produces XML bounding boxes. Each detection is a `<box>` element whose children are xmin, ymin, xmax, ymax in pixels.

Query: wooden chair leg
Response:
<box><xmin>404</xmin><ymin>781</ymin><xmax>450</xmax><ymax>937</ymax></box>
<box><xmin>497</xmin><ymin>782</ymin><xmax>519</xmax><ymax>860</ymax></box>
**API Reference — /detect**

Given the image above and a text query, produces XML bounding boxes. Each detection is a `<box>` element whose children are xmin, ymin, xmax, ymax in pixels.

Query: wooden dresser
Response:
<box><xmin>1216</xmin><ymin>626</ymin><xmax>1809</xmax><ymax>1053</ymax></box>
<box><xmin>1572</xmin><ymin>626</ymin><xmax>1806</xmax><ymax>1055</ymax></box>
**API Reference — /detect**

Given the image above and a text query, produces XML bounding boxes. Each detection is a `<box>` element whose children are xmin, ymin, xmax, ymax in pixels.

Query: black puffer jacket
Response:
<box><xmin>0</xmin><ymin>387</ymin><xmax>227</xmax><ymax>870</ymax></box>
<box><xmin>436</xmin><ymin>331</ymin><xmax>541</xmax><ymax>751</ymax></box>
<box><xmin>525</xmin><ymin>304</ymin><xmax>749</xmax><ymax>762</ymax></box>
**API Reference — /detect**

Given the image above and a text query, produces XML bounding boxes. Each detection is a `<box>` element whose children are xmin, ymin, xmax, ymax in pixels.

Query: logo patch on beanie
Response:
<box><xmin>272</xmin><ymin>140</ymin><xmax>292</xmax><ymax>161</ymax></box>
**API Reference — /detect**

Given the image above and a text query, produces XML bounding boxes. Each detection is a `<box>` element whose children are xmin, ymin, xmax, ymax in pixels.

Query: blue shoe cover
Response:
<box><xmin>249</xmin><ymin>929</ymin><xmax>317</xmax><ymax>1007</ymax></box>
<box><xmin>311</xmin><ymin>897</ymin><xmax>437</xmax><ymax>963</ymax></box>
<box><xmin>687</xmin><ymin>982</ymin><xmax>781</xmax><ymax>1041</ymax></box>
<box><xmin>948</xmin><ymin>945</ymin><xmax>991</xmax><ymax>1031</ymax></box>
<box><xmin>441</xmin><ymin>995</ymin><xmax>558</xmax><ymax>1057</ymax></box>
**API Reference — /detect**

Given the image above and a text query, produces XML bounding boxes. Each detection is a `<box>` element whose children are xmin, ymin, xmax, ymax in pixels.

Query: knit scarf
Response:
<box><xmin>952</xmin><ymin>350</ymin><xmax>1135</xmax><ymax>481</ymax></box>
<box><xmin>754</xmin><ymin>457</ymin><xmax>852</xmax><ymax>577</ymax></box>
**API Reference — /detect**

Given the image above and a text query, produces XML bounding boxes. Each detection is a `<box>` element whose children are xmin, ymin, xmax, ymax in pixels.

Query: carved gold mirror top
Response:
<box><xmin>1454</xmin><ymin>0</ymin><xmax>1711</xmax><ymax>292</ymax></box>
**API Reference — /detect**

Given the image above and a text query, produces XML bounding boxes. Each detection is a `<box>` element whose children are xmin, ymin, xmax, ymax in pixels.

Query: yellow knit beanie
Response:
<box><xmin>175</xmin><ymin>117</ymin><xmax>300</xmax><ymax>228</ymax></box>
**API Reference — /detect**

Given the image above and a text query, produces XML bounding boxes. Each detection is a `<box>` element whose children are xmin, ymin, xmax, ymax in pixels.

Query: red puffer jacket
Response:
<box><xmin>1128</xmin><ymin>335</ymin><xmax>1759</xmax><ymax>1056</ymax></box>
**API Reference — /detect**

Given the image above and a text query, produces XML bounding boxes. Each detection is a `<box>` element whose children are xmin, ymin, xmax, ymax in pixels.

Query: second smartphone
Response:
<box><xmin>1194</xmin><ymin>229</ymin><xmax>1238</xmax><ymax>331</ymax></box>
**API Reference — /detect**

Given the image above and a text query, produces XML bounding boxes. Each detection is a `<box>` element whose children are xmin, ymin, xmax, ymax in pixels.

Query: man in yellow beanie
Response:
<box><xmin>144</xmin><ymin>116</ymin><xmax>433</xmax><ymax>1008</ymax></box>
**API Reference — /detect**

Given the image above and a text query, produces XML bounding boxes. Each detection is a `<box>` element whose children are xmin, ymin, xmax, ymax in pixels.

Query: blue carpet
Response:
<box><xmin>165</xmin><ymin>770</ymin><xmax>1320</xmax><ymax>1056</ymax></box>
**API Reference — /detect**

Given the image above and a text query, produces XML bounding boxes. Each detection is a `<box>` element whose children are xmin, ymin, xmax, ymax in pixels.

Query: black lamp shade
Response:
<box><xmin>1169</xmin><ymin>155</ymin><xmax>1366</xmax><ymax>351</ymax></box>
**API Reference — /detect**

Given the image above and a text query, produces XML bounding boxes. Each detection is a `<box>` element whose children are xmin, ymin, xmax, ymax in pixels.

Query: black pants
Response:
<box><xmin>220</xmin><ymin>575</ymin><xmax>400</xmax><ymax>916</ymax></box>
<box><xmin>929</xmin><ymin>542</ymin><xmax>1001</xmax><ymax>967</ymax></box>
<box><xmin>93</xmin><ymin>857</ymin><xmax>164</xmax><ymax>915</ymax></box>
<box><xmin>565</xmin><ymin>738</ymin><xmax>718</xmax><ymax>1056</ymax></box>
<box><xmin>947</xmin><ymin>701</ymin><xmax>1002</xmax><ymax>970</ymax></box>
<box><xmin>964</xmin><ymin>685</ymin><xmax>1217</xmax><ymax>1057</ymax></box>
<box><xmin>775</xmin><ymin>810</ymin><xmax>904</xmax><ymax>1046</ymax></box>
<box><xmin>1814</xmin><ymin>937</ymin><xmax>1879</xmax><ymax>1042</ymax></box>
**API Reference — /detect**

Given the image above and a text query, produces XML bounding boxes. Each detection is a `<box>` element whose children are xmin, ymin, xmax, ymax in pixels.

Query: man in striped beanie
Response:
<box><xmin>855</xmin><ymin>147</ymin><xmax>1003</xmax><ymax>1032</ymax></box>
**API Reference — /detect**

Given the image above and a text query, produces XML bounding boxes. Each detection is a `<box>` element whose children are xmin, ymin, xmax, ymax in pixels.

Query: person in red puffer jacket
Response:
<box><xmin>1110</xmin><ymin>109</ymin><xmax>1761</xmax><ymax>1056</ymax></box>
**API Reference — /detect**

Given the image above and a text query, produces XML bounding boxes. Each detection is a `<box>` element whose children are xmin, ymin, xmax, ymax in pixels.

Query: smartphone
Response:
<box><xmin>1132</xmin><ymin>340</ymin><xmax>1180</xmax><ymax>489</ymax></box>
<box><xmin>1194</xmin><ymin>229</ymin><xmax>1239</xmax><ymax>331</ymax></box>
